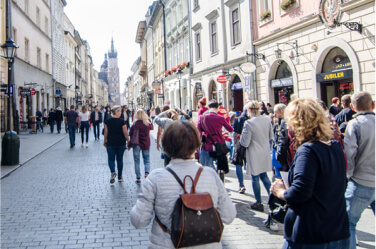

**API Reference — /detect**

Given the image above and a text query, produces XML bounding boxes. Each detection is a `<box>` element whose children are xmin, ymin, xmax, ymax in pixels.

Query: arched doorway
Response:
<box><xmin>193</xmin><ymin>83</ymin><xmax>203</xmax><ymax>110</ymax></box>
<box><xmin>230</xmin><ymin>75</ymin><xmax>243</xmax><ymax>112</ymax></box>
<box><xmin>208</xmin><ymin>80</ymin><xmax>217</xmax><ymax>101</ymax></box>
<box><xmin>316</xmin><ymin>47</ymin><xmax>354</xmax><ymax>107</ymax></box>
<box><xmin>271</xmin><ymin>61</ymin><xmax>294</xmax><ymax>105</ymax></box>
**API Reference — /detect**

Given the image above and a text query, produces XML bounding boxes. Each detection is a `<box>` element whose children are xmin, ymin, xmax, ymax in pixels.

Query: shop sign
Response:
<box><xmin>231</xmin><ymin>83</ymin><xmax>243</xmax><ymax>90</ymax></box>
<box><xmin>195</xmin><ymin>82</ymin><xmax>202</xmax><ymax>90</ymax></box>
<box><xmin>271</xmin><ymin>77</ymin><xmax>293</xmax><ymax>88</ymax></box>
<box><xmin>319</xmin><ymin>0</ymin><xmax>341</xmax><ymax>29</ymax></box>
<box><xmin>155</xmin><ymin>89</ymin><xmax>161</xmax><ymax>94</ymax></box>
<box><xmin>316</xmin><ymin>69</ymin><xmax>353</xmax><ymax>82</ymax></box>
<box><xmin>158</xmin><ymin>94</ymin><xmax>164</xmax><ymax>98</ymax></box>
<box><xmin>20</xmin><ymin>88</ymin><xmax>31</xmax><ymax>97</ymax></box>
<box><xmin>244</xmin><ymin>76</ymin><xmax>251</xmax><ymax>92</ymax></box>
<box><xmin>339</xmin><ymin>82</ymin><xmax>353</xmax><ymax>90</ymax></box>
<box><xmin>217</xmin><ymin>75</ymin><xmax>227</xmax><ymax>84</ymax></box>
<box><xmin>30</xmin><ymin>88</ymin><xmax>36</xmax><ymax>95</ymax></box>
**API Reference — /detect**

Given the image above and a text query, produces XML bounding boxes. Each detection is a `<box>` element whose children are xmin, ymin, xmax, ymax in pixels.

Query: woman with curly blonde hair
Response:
<box><xmin>129</xmin><ymin>109</ymin><xmax>154</xmax><ymax>184</ymax></box>
<box><xmin>271</xmin><ymin>98</ymin><xmax>350</xmax><ymax>248</ymax></box>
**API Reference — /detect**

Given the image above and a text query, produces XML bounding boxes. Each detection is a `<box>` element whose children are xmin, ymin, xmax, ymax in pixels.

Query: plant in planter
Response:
<box><xmin>260</xmin><ymin>9</ymin><xmax>271</xmax><ymax>21</ymax></box>
<box><xmin>281</xmin><ymin>0</ymin><xmax>296</xmax><ymax>11</ymax></box>
<box><xmin>171</xmin><ymin>67</ymin><xmax>177</xmax><ymax>73</ymax></box>
<box><xmin>165</xmin><ymin>70</ymin><xmax>171</xmax><ymax>77</ymax></box>
<box><xmin>185</xmin><ymin>61</ymin><xmax>190</xmax><ymax>68</ymax></box>
<box><xmin>177</xmin><ymin>64</ymin><xmax>183</xmax><ymax>70</ymax></box>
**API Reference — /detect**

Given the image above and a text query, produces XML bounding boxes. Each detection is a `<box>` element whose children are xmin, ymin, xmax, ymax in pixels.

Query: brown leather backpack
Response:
<box><xmin>156</xmin><ymin>167</ymin><xmax>224</xmax><ymax>248</ymax></box>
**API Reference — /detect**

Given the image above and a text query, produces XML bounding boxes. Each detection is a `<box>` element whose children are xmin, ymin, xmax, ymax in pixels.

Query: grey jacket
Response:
<box><xmin>240</xmin><ymin>116</ymin><xmax>273</xmax><ymax>176</ymax></box>
<box><xmin>130</xmin><ymin>159</ymin><xmax>237</xmax><ymax>248</ymax></box>
<box><xmin>154</xmin><ymin>112</ymin><xmax>174</xmax><ymax>132</ymax></box>
<box><xmin>344</xmin><ymin>112</ymin><xmax>375</xmax><ymax>187</ymax></box>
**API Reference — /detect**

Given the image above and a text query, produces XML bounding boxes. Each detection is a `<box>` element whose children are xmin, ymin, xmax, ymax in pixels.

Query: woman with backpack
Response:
<box><xmin>130</xmin><ymin>120</ymin><xmax>236</xmax><ymax>248</ymax></box>
<box><xmin>128</xmin><ymin>109</ymin><xmax>153</xmax><ymax>184</ymax></box>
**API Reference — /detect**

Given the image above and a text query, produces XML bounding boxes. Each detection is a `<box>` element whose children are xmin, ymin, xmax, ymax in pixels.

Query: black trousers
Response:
<box><xmin>93</xmin><ymin>121</ymin><xmax>100</xmax><ymax>139</ymax></box>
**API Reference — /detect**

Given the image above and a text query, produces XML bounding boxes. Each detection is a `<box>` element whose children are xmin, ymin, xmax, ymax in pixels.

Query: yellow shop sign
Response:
<box><xmin>323</xmin><ymin>72</ymin><xmax>344</xmax><ymax>80</ymax></box>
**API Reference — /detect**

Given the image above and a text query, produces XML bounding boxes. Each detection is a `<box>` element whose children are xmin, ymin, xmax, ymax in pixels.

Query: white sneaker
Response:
<box><xmin>269</xmin><ymin>221</ymin><xmax>279</xmax><ymax>231</ymax></box>
<box><xmin>86</xmin><ymin>143</ymin><xmax>88</xmax><ymax>148</ymax></box>
<box><xmin>81</xmin><ymin>144</ymin><xmax>84</xmax><ymax>147</ymax></box>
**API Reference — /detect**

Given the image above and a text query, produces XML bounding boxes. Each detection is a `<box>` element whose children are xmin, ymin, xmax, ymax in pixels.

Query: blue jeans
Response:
<box><xmin>106</xmin><ymin>145</ymin><xmax>126</xmax><ymax>178</ymax></box>
<box><xmin>93</xmin><ymin>121</ymin><xmax>100</xmax><ymax>139</ymax></box>
<box><xmin>200</xmin><ymin>150</ymin><xmax>215</xmax><ymax>170</ymax></box>
<box><xmin>345</xmin><ymin>179</ymin><xmax>375</xmax><ymax>249</ymax></box>
<box><xmin>282</xmin><ymin>238</ymin><xmax>350</xmax><ymax>249</ymax></box>
<box><xmin>50</xmin><ymin>121</ymin><xmax>55</xmax><ymax>133</ymax></box>
<box><xmin>236</xmin><ymin>165</ymin><xmax>244</xmax><ymax>187</ymax></box>
<box><xmin>80</xmin><ymin>121</ymin><xmax>90</xmax><ymax>143</ymax></box>
<box><xmin>56</xmin><ymin>121</ymin><xmax>62</xmax><ymax>132</ymax></box>
<box><xmin>133</xmin><ymin>146</ymin><xmax>150</xmax><ymax>179</ymax></box>
<box><xmin>251</xmin><ymin>172</ymin><xmax>271</xmax><ymax>203</ymax></box>
<box><xmin>68</xmin><ymin>125</ymin><xmax>76</xmax><ymax>146</ymax></box>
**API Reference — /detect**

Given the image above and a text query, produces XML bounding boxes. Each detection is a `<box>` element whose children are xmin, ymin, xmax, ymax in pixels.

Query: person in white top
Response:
<box><xmin>78</xmin><ymin>106</ymin><xmax>90</xmax><ymax>148</ymax></box>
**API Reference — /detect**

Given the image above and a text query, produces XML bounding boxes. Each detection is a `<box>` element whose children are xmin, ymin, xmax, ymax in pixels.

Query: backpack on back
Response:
<box><xmin>156</xmin><ymin>167</ymin><xmax>224</xmax><ymax>248</ymax></box>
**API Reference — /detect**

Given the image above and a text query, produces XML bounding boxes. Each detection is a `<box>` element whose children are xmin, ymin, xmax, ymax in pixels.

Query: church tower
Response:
<box><xmin>106</xmin><ymin>37</ymin><xmax>120</xmax><ymax>105</ymax></box>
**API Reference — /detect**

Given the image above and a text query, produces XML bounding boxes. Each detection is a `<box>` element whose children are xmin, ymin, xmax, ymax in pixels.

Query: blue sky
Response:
<box><xmin>65</xmin><ymin>0</ymin><xmax>155</xmax><ymax>92</ymax></box>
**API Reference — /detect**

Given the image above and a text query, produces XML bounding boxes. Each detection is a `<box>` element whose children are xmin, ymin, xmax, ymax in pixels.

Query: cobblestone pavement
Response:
<box><xmin>1</xmin><ymin>128</ymin><xmax>375</xmax><ymax>249</ymax></box>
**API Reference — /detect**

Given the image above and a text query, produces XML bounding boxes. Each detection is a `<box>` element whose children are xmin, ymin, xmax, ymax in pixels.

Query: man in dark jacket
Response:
<box><xmin>336</xmin><ymin>94</ymin><xmax>356</xmax><ymax>133</ymax></box>
<box><xmin>48</xmin><ymin>108</ymin><xmax>56</xmax><ymax>133</ymax></box>
<box><xmin>275</xmin><ymin>105</ymin><xmax>290</xmax><ymax>172</ymax></box>
<box><xmin>55</xmin><ymin>107</ymin><xmax>63</xmax><ymax>134</ymax></box>
<box><xmin>90</xmin><ymin>105</ymin><xmax>103</xmax><ymax>140</ymax></box>
<box><xmin>36</xmin><ymin>110</ymin><xmax>43</xmax><ymax>133</ymax></box>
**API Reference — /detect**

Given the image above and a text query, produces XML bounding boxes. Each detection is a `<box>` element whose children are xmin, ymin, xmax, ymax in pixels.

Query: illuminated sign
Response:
<box><xmin>316</xmin><ymin>69</ymin><xmax>353</xmax><ymax>82</ymax></box>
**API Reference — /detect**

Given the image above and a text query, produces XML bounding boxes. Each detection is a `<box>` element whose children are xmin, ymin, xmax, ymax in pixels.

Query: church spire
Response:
<box><xmin>108</xmin><ymin>36</ymin><xmax>117</xmax><ymax>58</ymax></box>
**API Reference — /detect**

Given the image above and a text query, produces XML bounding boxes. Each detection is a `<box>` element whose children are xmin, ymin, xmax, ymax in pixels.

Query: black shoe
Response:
<box><xmin>251</xmin><ymin>202</ymin><xmax>264</xmax><ymax>212</ymax></box>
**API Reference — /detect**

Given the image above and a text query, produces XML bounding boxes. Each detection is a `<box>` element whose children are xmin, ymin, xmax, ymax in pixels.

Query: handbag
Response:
<box><xmin>266</xmin><ymin>194</ymin><xmax>288</xmax><ymax>224</ymax></box>
<box><xmin>231</xmin><ymin>144</ymin><xmax>246</xmax><ymax>166</ymax></box>
<box><xmin>156</xmin><ymin>167</ymin><xmax>224</xmax><ymax>248</ymax></box>
<box><xmin>129</xmin><ymin>128</ymin><xmax>139</xmax><ymax>148</ymax></box>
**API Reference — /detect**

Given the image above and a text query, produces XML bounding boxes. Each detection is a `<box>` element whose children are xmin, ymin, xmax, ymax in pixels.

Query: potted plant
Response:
<box><xmin>281</xmin><ymin>0</ymin><xmax>296</xmax><ymax>11</ymax></box>
<box><xmin>165</xmin><ymin>70</ymin><xmax>171</xmax><ymax>77</ymax></box>
<box><xmin>171</xmin><ymin>67</ymin><xmax>177</xmax><ymax>73</ymax></box>
<box><xmin>260</xmin><ymin>9</ymin><xmax>271</xmax><ymax>21</ymax></box>
<box><xmin>185</xmin><ymin>61</ymin><xmax>190</xmax><ymax>68</ymax></box>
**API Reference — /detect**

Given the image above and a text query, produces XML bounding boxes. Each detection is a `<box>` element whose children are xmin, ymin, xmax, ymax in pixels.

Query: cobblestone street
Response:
<box><xmin>1</xmin><ymin>129</ymin><xmax>375</xmax><ymax>249</ymax></box>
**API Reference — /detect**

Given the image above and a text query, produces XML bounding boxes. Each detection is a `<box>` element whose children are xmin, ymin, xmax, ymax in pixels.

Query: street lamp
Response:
<box><xmin>176</xmin><ymin>68</ymin><xmax>182</xmax><ymax>110</ymax></box>
<box><xmin>1</xmin><ymin>36</ymin><xmax>19</xmax><ymax>165</ymax></box>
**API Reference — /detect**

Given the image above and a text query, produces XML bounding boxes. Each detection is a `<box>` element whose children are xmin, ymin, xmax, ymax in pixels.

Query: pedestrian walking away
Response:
<box><xmin>65</xmin><ymin>105</ymin><xmax>79</xmax><ymax>148</ymax></box>
<box><xmin>36</xmin><ymin>109</ymin><xmax>43</xmax><ymax>133</ymax></box>
<box><xmin>78</xmin><ymin>106</ymin><xmax>90</xmax><ymax>148</ymax></box>
<box><xmin>271</xmin><ymin>98</ymin><xmax>350</xmax><ymax>248</ymax></box>
<box><xmin>104</xmin><ymin>105</ymin><xmax>130</xmax><ymax>183</ymax></box>
<box><xmin>90</xmin><ymin>105</ymin><xmax>103</xmax><ymax>140</ymax></box>
<box><xmin>129</xmin><ymin>109</ymin><xmax>153</xmax><ymax>184</ymax></box>
<box><xmin>42</xmin><ymin>108</ymin><xmax>48</xmax><ymax>126</ymax></box>
<box><xmin>47</xmin><ymin>108</ymin><xmax>56</xmax><ymax>133</ymax></box>
<box><xmin>130</xmin><ymin>120</ymin><xmax>236</xmax><ymax>248</ymax></box>
<box><xmin>55</xmin><ymin>107</ymin><xmax>63</xmax><ymax>134</ymax></box>
<box><xmin>344</xmin><ymin>91</ymin><xmax>375</xmax><ymax>249</ymax></box>
<box><xmin>120</xmin><ymin>105</ymin><xmax>132</xmax><ymax>130</ymax></box>
<box><xmin>240</xmin><ymin>100</ymin><xmax>273</xmax><ymax>213</ymax></box>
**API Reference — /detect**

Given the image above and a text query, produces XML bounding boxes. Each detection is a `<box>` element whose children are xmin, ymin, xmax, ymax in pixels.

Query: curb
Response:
<box><xmin>1</xmin><ymin>136</ymin><xmax>66</xmax><ymax>180</ymax></box>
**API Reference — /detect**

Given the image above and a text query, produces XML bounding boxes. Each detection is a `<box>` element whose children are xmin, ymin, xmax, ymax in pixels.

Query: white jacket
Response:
<box><xmin>131</xmin><ymin>159</ymin><xmax>237</xmax><ymax>248</ymax></box>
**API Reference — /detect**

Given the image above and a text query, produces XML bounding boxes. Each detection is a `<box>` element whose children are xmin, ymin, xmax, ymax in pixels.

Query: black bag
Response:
<box><xmin>231</xmin><ymin>145</ymin><xmax>246</xmax><ymax>166</ymax></box>
<box><xmin>267</xmin><ymin>194</ymin><xmax>288</xmax><ymax>224</ymax></box>
<box><xmin>216</xmin><ymin>154</ymin><xmax>229</xmax><ymax>174</ymax></box>
<box><xmin>156</xmin><ymin>167</ymin><xmax>224</xmax><ymax>248</ymax></box>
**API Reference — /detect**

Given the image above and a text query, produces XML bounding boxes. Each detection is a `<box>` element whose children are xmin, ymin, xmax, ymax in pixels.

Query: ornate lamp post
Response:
<box><xmin>1</xmin><ymin>34</ymin><xmax>19</xmax><ymax>164</ymax></box>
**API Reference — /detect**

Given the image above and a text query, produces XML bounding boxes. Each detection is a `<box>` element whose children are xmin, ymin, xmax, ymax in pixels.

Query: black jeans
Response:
<box><xmin>93</xmin><ymin>121</ymin><xmax>100</xmax><ymax>139</ymax></box>
<box><xmin>80</xmin><ymin>121</ymin><xmax>90</xmax><ymax>143</ymax></box>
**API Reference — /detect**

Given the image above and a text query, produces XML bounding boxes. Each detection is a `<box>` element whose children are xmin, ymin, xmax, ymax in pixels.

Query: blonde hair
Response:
<box><xmin>245</xmin><ymin>100</ymin><xmax>260</xmax><ymax>117</ymax></box>
<box><xmin>284</xmin><ymin>98</ymin><xmax>333</xmax><ymax>148</ymax></box>
<box><xmin>81</xmin><ymin>106</ymin><xmax>87</xmax><ymax>114</ymax></box>
<box><xmin>134</xmin><ymin>109</ymin><xmax>150</xmax><ymax>125</ymax></box>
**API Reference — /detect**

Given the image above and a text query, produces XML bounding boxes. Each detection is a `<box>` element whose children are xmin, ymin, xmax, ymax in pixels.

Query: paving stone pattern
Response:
<box><xmin>1</xmin><ymin>130</ymin><xmax>375</xmax><ymax>249</ymax></box>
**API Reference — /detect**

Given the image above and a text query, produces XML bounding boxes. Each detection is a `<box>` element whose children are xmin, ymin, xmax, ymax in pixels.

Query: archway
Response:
<box><xmin>230</xmin><ymin>75</ymin><xmax>243</xmax><ymax>112</ymax></box>
<box><xmin>208</xmin><ymin>80</ymin><xmax>217</xmax><ymax>101</ymax></box>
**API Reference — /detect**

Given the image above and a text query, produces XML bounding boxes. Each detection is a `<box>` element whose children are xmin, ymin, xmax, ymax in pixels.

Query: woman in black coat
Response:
<box><xmin>55</xmin><ymin>107</ymin><xmax>63</xmax><ymax>134</ymax></box>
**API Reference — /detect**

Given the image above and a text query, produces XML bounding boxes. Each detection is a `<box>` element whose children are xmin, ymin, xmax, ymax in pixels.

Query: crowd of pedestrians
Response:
<box><xmin>32</xmin><ymin>90</ymin><xmax>374</xmax><ymax>248</ymax></box>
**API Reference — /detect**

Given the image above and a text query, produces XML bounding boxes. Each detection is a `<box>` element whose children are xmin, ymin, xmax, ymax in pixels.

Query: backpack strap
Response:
<box><xmin>166</xmin><ymin>167</ymin><xmax>184</xmax><ymax>188</ymax></box>
<box><xmin>191</xmin><ymin>166</ymin><xmax>203</xmax><ymax>194</ymax></box>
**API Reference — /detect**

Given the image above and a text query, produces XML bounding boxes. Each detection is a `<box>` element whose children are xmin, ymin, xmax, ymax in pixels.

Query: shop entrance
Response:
<box><xmin>317</xmin><ymin>47</ymin><xmax>353</xmax><ymax>107</ymax></box>
<box><xmin>271</xmin><ymin>61</ymin><xmax>293</xmax><ymax>105</ymax></box>
<box><xmin>231</xmin><ymin>75</ymin><xmax>243</xmax><ymax>112</ymax></box>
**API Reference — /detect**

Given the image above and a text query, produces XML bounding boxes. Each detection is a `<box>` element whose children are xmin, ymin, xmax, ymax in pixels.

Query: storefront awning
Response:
<box><xmin>231</xmin><ymin>82</ymin><xmax>243</xmax><ymax>90</ymax></box>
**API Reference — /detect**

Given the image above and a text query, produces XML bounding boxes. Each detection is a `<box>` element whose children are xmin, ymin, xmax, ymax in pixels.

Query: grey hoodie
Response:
<box><xmin>344</xmin><ymin>112</ymin><xmax>375</xmax><ymax>187</ymax></box>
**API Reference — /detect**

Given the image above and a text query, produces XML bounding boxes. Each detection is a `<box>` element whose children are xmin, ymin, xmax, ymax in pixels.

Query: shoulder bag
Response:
<box><xmin>129</xmin><ymin>125</ymin><xmax>139</xmax><ymax>148</ymax></box>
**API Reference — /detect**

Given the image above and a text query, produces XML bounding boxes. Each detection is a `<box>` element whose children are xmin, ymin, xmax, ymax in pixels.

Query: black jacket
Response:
<box><xmin>90</xmin><ymin>110</ymin><xmax>103</xmax><ymax>123</ymax></box>
<box><xmin>276</xmin><ymin>119</ymin><xmax>289</xmax><ymax>167</ymax></box>
<box><xmin>120</xmin><ymin>109</ymin><xmax>132</xmax><ymax>128</ymax></box>
<box><xmin>233</xmin><ymin>115</ymin><xmax>248</xmax><ymax>134</ymax></box>
<box><xmin>55</xmin><ymin>110</ymin><xmax>63</xmax><ymax>122</ymax></box>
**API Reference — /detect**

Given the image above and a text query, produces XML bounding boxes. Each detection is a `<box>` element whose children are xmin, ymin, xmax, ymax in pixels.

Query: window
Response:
<box><xmin>231</xmin><ymin>8</ymin><xmax>241</xmax><ymax>45</ymax></box>
<box><xmin>179</xmin><ymin>39</ymin><xmax>184</xmax><ymax>64</ymax></box>
<box><xmin>210</xmin><ymin>21</ymin><xmax>218</xmax><ymax>54</ymax></box>
<box><xmin>12</xmin><ymin>27</ymin><xmax>17</xmax><ymax>44</ymax></box>
<box><xmin>184</xmin><ymin>35</ymin><xmax>189</xmax><ymax>62</ymax></box>
<box><xmin>25</xmin><ymin>38</ymin><xmax>29</xmax><ymax>62</ymax></box>
<box><xmin>258</xmin><ymin>0</ymin><xmax>272</xmax><ymax>23</ymax></box>
<box><xmin>45</xmin><ymin>54</ymin><xmax>49</xmax><ymax>72</ymax></box>
<box><xmin>193</xmin><ymin>0</ymin><xmax>199</xmax><ymax>9</ymax></box>
<box><xmin>37</xmin><ymin>47</ymin><xmax>41</xmax><ymax>68</ymax></box>
<box><xmin>45</xmin><ymin>17</ymin><xmax>49</xmax><ymax>35</ymax></box>
<box><xmin>195</xmin><ymin>32</ymin><xmax>201</xmax><ymax>61</ymax></box>
<box><xmin>36</xmin><ymin>7</ymin><xmax>40</xmax><ymax>27</ymax></box>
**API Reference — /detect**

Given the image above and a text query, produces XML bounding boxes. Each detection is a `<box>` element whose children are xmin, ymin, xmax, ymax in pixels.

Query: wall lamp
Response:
<box><xmin>275</xmin><ymin>40</ymin><xmax>299</xmax><ymax>59</ymax></box>
<box><xmin>222</xmin><ymin>69</ymin><xmax>232</xmax><ymax>81</ymax></box>
<box><xmin>246</xmin><ymin>51</ymin><xmax>265</xmax><ymax>61</ymax></box>
<box><xmin>334</xmin><ymin>20</ymin><xmax>362</xmax><ymax>34</ymax></box>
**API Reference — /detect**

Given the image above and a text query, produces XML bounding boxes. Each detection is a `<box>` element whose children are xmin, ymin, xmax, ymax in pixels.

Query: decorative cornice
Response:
<box><xmin>192</xmin><ymin>22</ymin><xmax>201</xmax><ymax>32</ymax></box>
<box><xmin>224</xmin><ymin>0</ymin><xmax>239</xmax><ymax>7</ymax></box>
<box><xmin>205</xmin><ymin>10</ymin><xmax>218</xmax><ymax>20</ymax></box>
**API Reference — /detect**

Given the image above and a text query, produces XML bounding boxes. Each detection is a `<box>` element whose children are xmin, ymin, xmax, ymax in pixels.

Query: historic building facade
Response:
<box><xmin>104</xmin><ymin>38</ymin><xmax>120</xmax><ymax>106</ymax></box>
<box><xmin>252</xmin><ymin>0</ymin><xmax>375</xmax><ymax>106</ymax></box>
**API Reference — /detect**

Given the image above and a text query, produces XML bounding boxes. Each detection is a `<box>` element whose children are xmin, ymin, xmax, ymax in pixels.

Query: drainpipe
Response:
<box><xmin>49</xmin><ymin>0</ymin><xmax>55</xmax><ymax>108</ymax></box>
<box><xmin>187</xmin><ymin>0</ymin><xmax>193</xmax><ymax>110</ymax></box>
<box><xmin>220</xmin><ymin>0</ymin><xmax>228</xmax><ymax>107</ymax></box>
<box><xmin>249</xmin><ymin>0</ymin><xmax>257</xmax><ymax>100</ymax></box>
